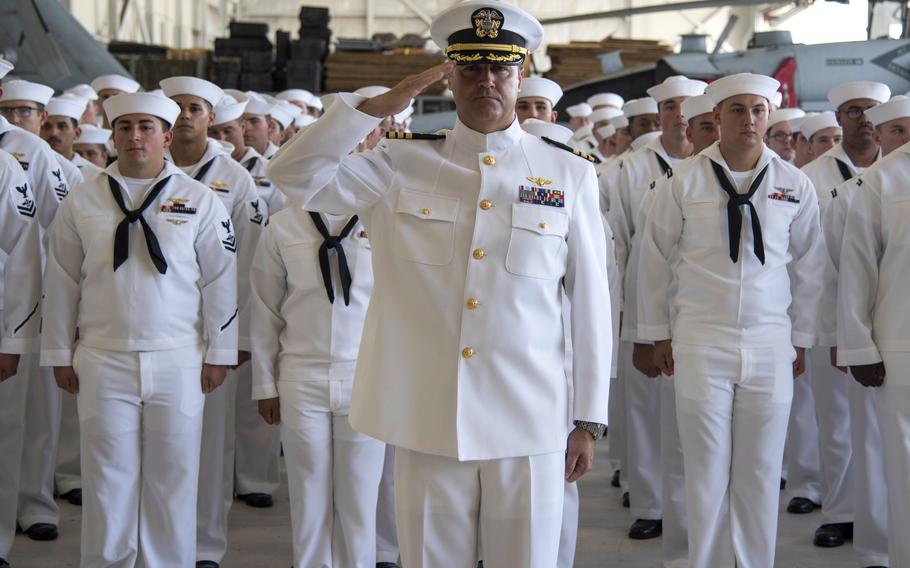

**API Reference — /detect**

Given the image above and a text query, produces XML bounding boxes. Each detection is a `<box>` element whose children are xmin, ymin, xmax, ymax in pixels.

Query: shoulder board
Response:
<box><xmin>541</xmin><ymin>136</ymin><xmax>600</xmax><ymax>163</ymax></box>
<box><xmin>386</xmin><ymin>132</ymin><xmax>445</xmax><ymax>141</ymax></box>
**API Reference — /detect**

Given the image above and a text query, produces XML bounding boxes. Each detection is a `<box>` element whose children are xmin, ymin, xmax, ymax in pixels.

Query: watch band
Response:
<box><xmin>573</xmin><ymin>420</ymin><xmax>606</xmax><ymax>441</ymax></box>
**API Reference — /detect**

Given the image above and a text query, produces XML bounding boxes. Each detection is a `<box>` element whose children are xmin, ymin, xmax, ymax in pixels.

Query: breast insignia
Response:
<box><xmin>540</xmin><ymin>136</ymin><xmax>600</xmax><ymax>164</ymax></box>
<box><xmin>385</xmin><ymin>132</ymin><xmax>446</xmax><ymax>141</ymax></box>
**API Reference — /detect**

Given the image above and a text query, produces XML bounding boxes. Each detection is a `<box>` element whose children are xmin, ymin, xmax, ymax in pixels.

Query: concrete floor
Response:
<box><xmin>10</xmin><ymin>444</ymin><xmax>861</xmax><ymax>568</ymax></box>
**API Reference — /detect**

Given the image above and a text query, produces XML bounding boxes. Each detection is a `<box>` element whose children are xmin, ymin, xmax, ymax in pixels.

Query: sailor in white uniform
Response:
<box><xmin>251</xmin><ymin>204</ymin><xmax>385</xmax><ymax>568</ymax></box>
<box><xmin>801</xmin><ymin>81</ymin><xmax>890</xmax><ymax>549</ymax></box>
<box><xmin>515</xmin><ymin>76</ymin><xmax>562</xmax><ymax>124</ymax></box>
<box><xmin>41</xmin><ymin>92</ymin><xmax>238</xmax><ymax>568</ymax></box>
<box><xmin>0</xmin><ymin>74</ymin><xmax>74</xmax><ymax>543</ymax></box>
<box><xmin>837</xmin><ymin>134</ymin><xmax>910</xmax><ymax>568</ymax></box>
<box><xmin>157</xmin><ymin>76</ymin><xmax>269</xmax><ymax>568</ymax></box>
<box><xmin>73</xmin><ymin>125</ymin><xmax>111</xmax><ymax>169</ymax></box>
<box><xmin>765</xmin><ymin>107</ymin><xmax>805</xmax><ymax>164</ymax></box>
<box><xmin>0</xmin><ymin>144</ymin><xmax>44</xmax><ymax>568</ymax></box>
<box><xmin>821</xmin><ymin>95</ymin><xmax>910</xmax><ymax>568</ymax></box>
<box><xmin>267</xmin><ymin>3</ymin><xmax>612</xmax><ymax>565</ymax></box>
<box><xmin>639</xmin><ymin>73</ymin><xmax>825</xmax><ymax>568</ymax></box>
<box><xmin>89</xmin><ymin>74</ymin><xmax>140</xmax><ymax>128</ymax></box>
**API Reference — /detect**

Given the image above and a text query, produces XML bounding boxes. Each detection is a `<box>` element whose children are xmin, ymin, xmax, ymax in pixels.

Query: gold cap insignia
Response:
<box><xmin>473</xmin><ymin>8</ymin><xmax>503</xmax><ymax>39</ymax></box>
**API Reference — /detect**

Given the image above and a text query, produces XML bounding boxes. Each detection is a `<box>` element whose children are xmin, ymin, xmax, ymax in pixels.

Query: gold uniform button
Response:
<box><xmin>483</xmin><ymin>155</ymin><xmax>496</xmax><ymax>166</ymax></box>
<box><xmin>462</xmin><ymin>347</ymin><xmax>475</xmax><ymax>359</ymax></box>
<box><xmin>466</xmin><ymin>298</ymin><xmax>479</xmax><ymax>310</ymax></box>
<box><xmin>472</xmin><ymin>248</ymin><xmax>486</xmax><ymax>260</ymax></box>
<box><xmin>479</xmin><ymin>199</ymin><xmax>493</xmax><ymax>210</ymax></box>
<box><xmin>421</xmin><ymin>208</ymin><xmax>430</xmax><ymax>215</ymax></box>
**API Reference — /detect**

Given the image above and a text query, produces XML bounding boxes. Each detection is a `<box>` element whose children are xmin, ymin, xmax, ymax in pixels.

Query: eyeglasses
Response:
<box><xmin>768</xmin><ymin>132</ymin><xmax>791</xmax><ymax>142</ymax></box>
<box><xmin>841</xmin><ymin>106</ymin><xmax>877</xmax><ymax>120</ymax></box>
<box><xmin>0</xmin><ymin>106</ymin><xmax>40</xmax><ymax>118</ymax></box>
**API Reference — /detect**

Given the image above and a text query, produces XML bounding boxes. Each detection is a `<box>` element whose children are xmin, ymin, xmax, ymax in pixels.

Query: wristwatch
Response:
<box><xmin>573</xmin><ymin>420</ymin><xmax>606</xmax><ymax>441</ymax></box>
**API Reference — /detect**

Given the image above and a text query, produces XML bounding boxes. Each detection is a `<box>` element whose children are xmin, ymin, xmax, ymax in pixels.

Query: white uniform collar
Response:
<box><xmin>241</xmin><ymin>146</ymin><xmax>264</xmax><ymax>163</ymax></box>
<box><xmin>451</xmin><ymin>117</ymin><xmax>524</xmax><ymax>153</ymax></box>
<box><xmin>701</xmin><ymin>140</ymin><xmax>779</xmax><ymax>178</ymax></box>
<box><xmin>822</xmin><ymin>143</ymin><xmax>879</xmax><ymax>172</ymax></box>
<box><xmin>645</xmin><ymin>134</ymin><xmax>673</xmax><ymax>162</ymax></box>
<box><xmin>0</xmin><ymin>115</ymin><xmax>16</xmax><ymax>134</ymax></box>
<box><xmin>630</xmin><ymin>130</ymin><xmax>661</xmax><ymax>151</ymax></box>
<box><xmin>104</xmin><ymin>159</ymin><xmax>189</xmax><ymax>191</ymax></box>
<box><xmin>164</xmin><ymin>138</ymin><xmax>228</xmax><ymax>176</ymax></box>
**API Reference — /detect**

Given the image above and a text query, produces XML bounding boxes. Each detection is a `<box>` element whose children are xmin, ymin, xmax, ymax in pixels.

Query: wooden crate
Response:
<box><xmin>544</xmin><ymin>37</ymin><xmax>673</xmax><ymax>87</ymax></box>
<box><xmin>324</xmin><ymin>51</ymin><xmax>447</xmax><ymax>94</ymax></box>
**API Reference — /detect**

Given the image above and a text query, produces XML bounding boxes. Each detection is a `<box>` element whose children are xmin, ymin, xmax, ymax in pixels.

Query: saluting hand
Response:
<box><xmin>357</xmin><ymin>61</ymin><xmax>455</xmax><ymax>119</ymax></box>
<box><xmin>53</xmin><ymin>365</ymin><xmax>79</xmax><ymax>394</ymax></box>
<box><xmin>201</xmin><ymin>364</ymin><xmax>229</xmax><ymax>394</ymax></box>
<box><xmin>653</xmin><ymin>339</ymin><xmax>674</xmax><ymax>376</ymax></box>
<box><xmin>0</xmin><ymin>353</ymin><xmax>20</xmax><ymax>382</ymax></box>
<box><xmin>258</xmin><ymin>398</ymin><xmax>281</xmax><ymax>425</ymax></box>
<box><xmin>565</xmin><ymin>427</ymin><xmax>596</xmax><ymax>483</ymax></box>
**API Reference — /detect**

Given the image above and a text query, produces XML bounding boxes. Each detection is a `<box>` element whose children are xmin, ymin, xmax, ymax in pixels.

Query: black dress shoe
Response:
<box><xmin>622</xmin><ymin>492</ymin><xmax>629</xmax><ymax>508</ymax></box>
<box><xmin>376</xmin><ymin>564</ymin><xmax>399</xmax><ymax>568</ymax></box>
<box><xmin>237</xmin><ymin>493</ymin><xmax>273</xmax><ymax>508</ymax></box>
<box><xmin>787</xmin><ymin>497</ymin><xmax>819</xmax><ymax>514</ymax></box>
<box><xmin>813</xmin><ymin>522</ymin><xmax>853</xmax><ymax>547</ymax></box>
<box><xmin>196</xmin><ymin>562</ymin><xmax>219</xmax><ymax>568</ymax></box>
<box><xmin>62</xmin><ymin>488</ymin><xmax>82</xmax><ymax>506</ymax></box>
<box><xmin>23</xmin><ymin>523</ymin><xmax>58</xmax><ymax>541</ymax></box>
<box><xmin>0</xmin><ymin>557</ymin><xmax>11</xmax><ymax>567</ymax></box>
<box><xmin>611</xmin><ymin>469</ymin><xmax>621</xmax><ymax>488</ymax></box>
<box><xmin>629</xmin><ymin>519</ymin><xmax>662</xmax><ymax>540</ymax></box>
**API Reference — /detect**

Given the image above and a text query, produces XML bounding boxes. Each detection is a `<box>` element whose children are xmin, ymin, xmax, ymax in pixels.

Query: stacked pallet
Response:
<box><xmin>324</xmin><ymin>50</ymin><xmax>446</xmax><ymax>94</ymax></box>
<box><xmin>213</xmin><ymin>21</ymin><xmax>274</xmax><ymax>91</ymax></box>
<box><xmin>544</xmin><ymin>37</ymin><xmax>673</xmax><ymax>87</ymax></box>
<box><xmin>281</xmin><ymin>6</ymin><xmax>331</xmax><ymax>92</ymax></box>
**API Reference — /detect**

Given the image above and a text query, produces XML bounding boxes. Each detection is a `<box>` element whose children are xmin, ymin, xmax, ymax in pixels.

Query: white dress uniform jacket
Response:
<box><xmin>268</xmin><ymin>93</ymin><xmax>612</xmax><ymax>461</ymax></box>
<box><xmin>0</xmin><ymin>116</ymin><xmax>70</xmax><ymax>229</ymax></box>
<box><xmin>251</xmin><ymin>208</ymin><xmax>373</xmax><ymax>396</ymax></box>
<box><xmin>837</xmin><ymin>143</ymin><xmax>910</xmax><ymax>364</ymax></box>
<box><xmin>836</xmin><ymin>144</ymin><xmax>910</xmax><ymax>566</ymax></box>
<box><xmin>639</xmin><ymin>142</ymin><xmax>824</xmax><ymax>348</ymax></box>
<box><xmin>39</xmin><ymin>160</ymin><xmax>239</xmax><ymax>367</ymax></box>
<box><xmin>55</xmin><ymin>151</ymin><xmax>83</xmax><ymax>189</ymax></box>
<box><xmin>167</xmin><ymin>138</ymin><xmax>266</xmax><ymax>352</ymax></box>
<box><xmin>0</xmin><ymin>150</ymin><xmax>42</xmax><ymax>352</ymax></box>
<box><xmin>239</xmin><ymin>146</ymin><xmax>288</xmax><ymax>214</ymax></box>
<box><xmin>0</xmin><ymin>150</ymin><xmax>43</xmax><ymax>560</ymax></box>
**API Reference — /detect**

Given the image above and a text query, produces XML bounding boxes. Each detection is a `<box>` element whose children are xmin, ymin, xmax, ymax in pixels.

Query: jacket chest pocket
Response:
<box><xmin>505</xmin><ymin>203</ymin><xmax>569</xmax><ymax>280</ymax></box>
<box><xmin>280</xmin><ymin>241</ymin><xmax>321</xmax><ymax>292</ymax></box>
<box><xmin>884</xmin><ymin>196</ymin><xmax>910</xmax><ymax>245</ymax></box>
<box><xmin>392</xmin><ymin>190</ymin><xmax>459</xmax><ymax>266</ymax></box>
<box><xmin>682</xmin><ymin>200</ymin><xmax>724</xmax><ymax>248</ymax></box>
<box><xmin>150</xmin><ymin>215</ymin><xmax>198</xmax><ymax>261</ymax></box>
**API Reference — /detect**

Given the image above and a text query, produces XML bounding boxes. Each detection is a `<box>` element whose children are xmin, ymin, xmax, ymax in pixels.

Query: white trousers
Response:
<box><xmin>622</xmin><ymin>341</ymin><xmax>662</xmax><ymax>519</ymax></box>
<box><xmin>18</xmin><ymin>356</ymin><xmax>61</xmax><ymax>528</ymax></box>
<box><xmin>660</xmin><ymin>377</ymin><xmax>688</xmax><ymax>568</ymax></box>
<box><xmin>394</xmin><ymin>447</ymin><xmax>564</xmax><ymax>568</ymax></box>
<box><xmin>234</xmin><ymin>362</ymin><xmax>281</xmax><ymax>495</ymax></box>
<box><xmin>75</xmin><ymin>344</ymin><xmax>205</xmax><ymax>568</ymax></box>
<box><xmin>849</xmin><ymin>372</ymin><xmax>889</xmax><ymax>566</ymax></box>
<box><xmin>56</xmin><ymin>391</ymin><xmax>82</xmax><ymax>495</ymax></box>
<box><xmin>674</xmin><ymin>342</ymin><xmax>793</xmax><ymax>568</ymax></box>
<box><xmin>279</xmin><ymin>379</ymin><xmax>385</xmax><ymax>568</ymax></box>
<box><xmin>607</xmin><ymin>374</ymin><xmax>626</xmax><ymax>485</ymax></box>
<box><xmin>557</xmin><ymin>481</ymin><xmax>579</xmax><ymax>568</ymax></box>
<box><xmin>785</xmin><ymin>368</ymin><xmax>821</xmax><ymax>503</ymax></box>
<box><xmin>810</xmin><ymin>347</ymin><xmax>854</xmax><ymax>524</ymax></box>
<box><xmin>0</xmin><ymin>359</ymin><xmax>29</xmax><ymax>557</ymax></box>
<box><xmin>880</xmin><ymin>351</ymin><xmax>910</xmax><ymax>567</ymax></box>
<box><xmin>376</xmin><ymin>445</ymin><xmax>399</xmax><ymax>564</ymax></box>
<box><xmin>196</xmin><ymin>363</ymin><xmax>239</xmax><ymax>563</ymax></box>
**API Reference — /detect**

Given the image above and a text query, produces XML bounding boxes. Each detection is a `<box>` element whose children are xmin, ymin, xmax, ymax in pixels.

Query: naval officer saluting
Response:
<box><xmin>268</xmin><ymin>2</ymin><xmax>612</xmax><ymax>566</ymax></box>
